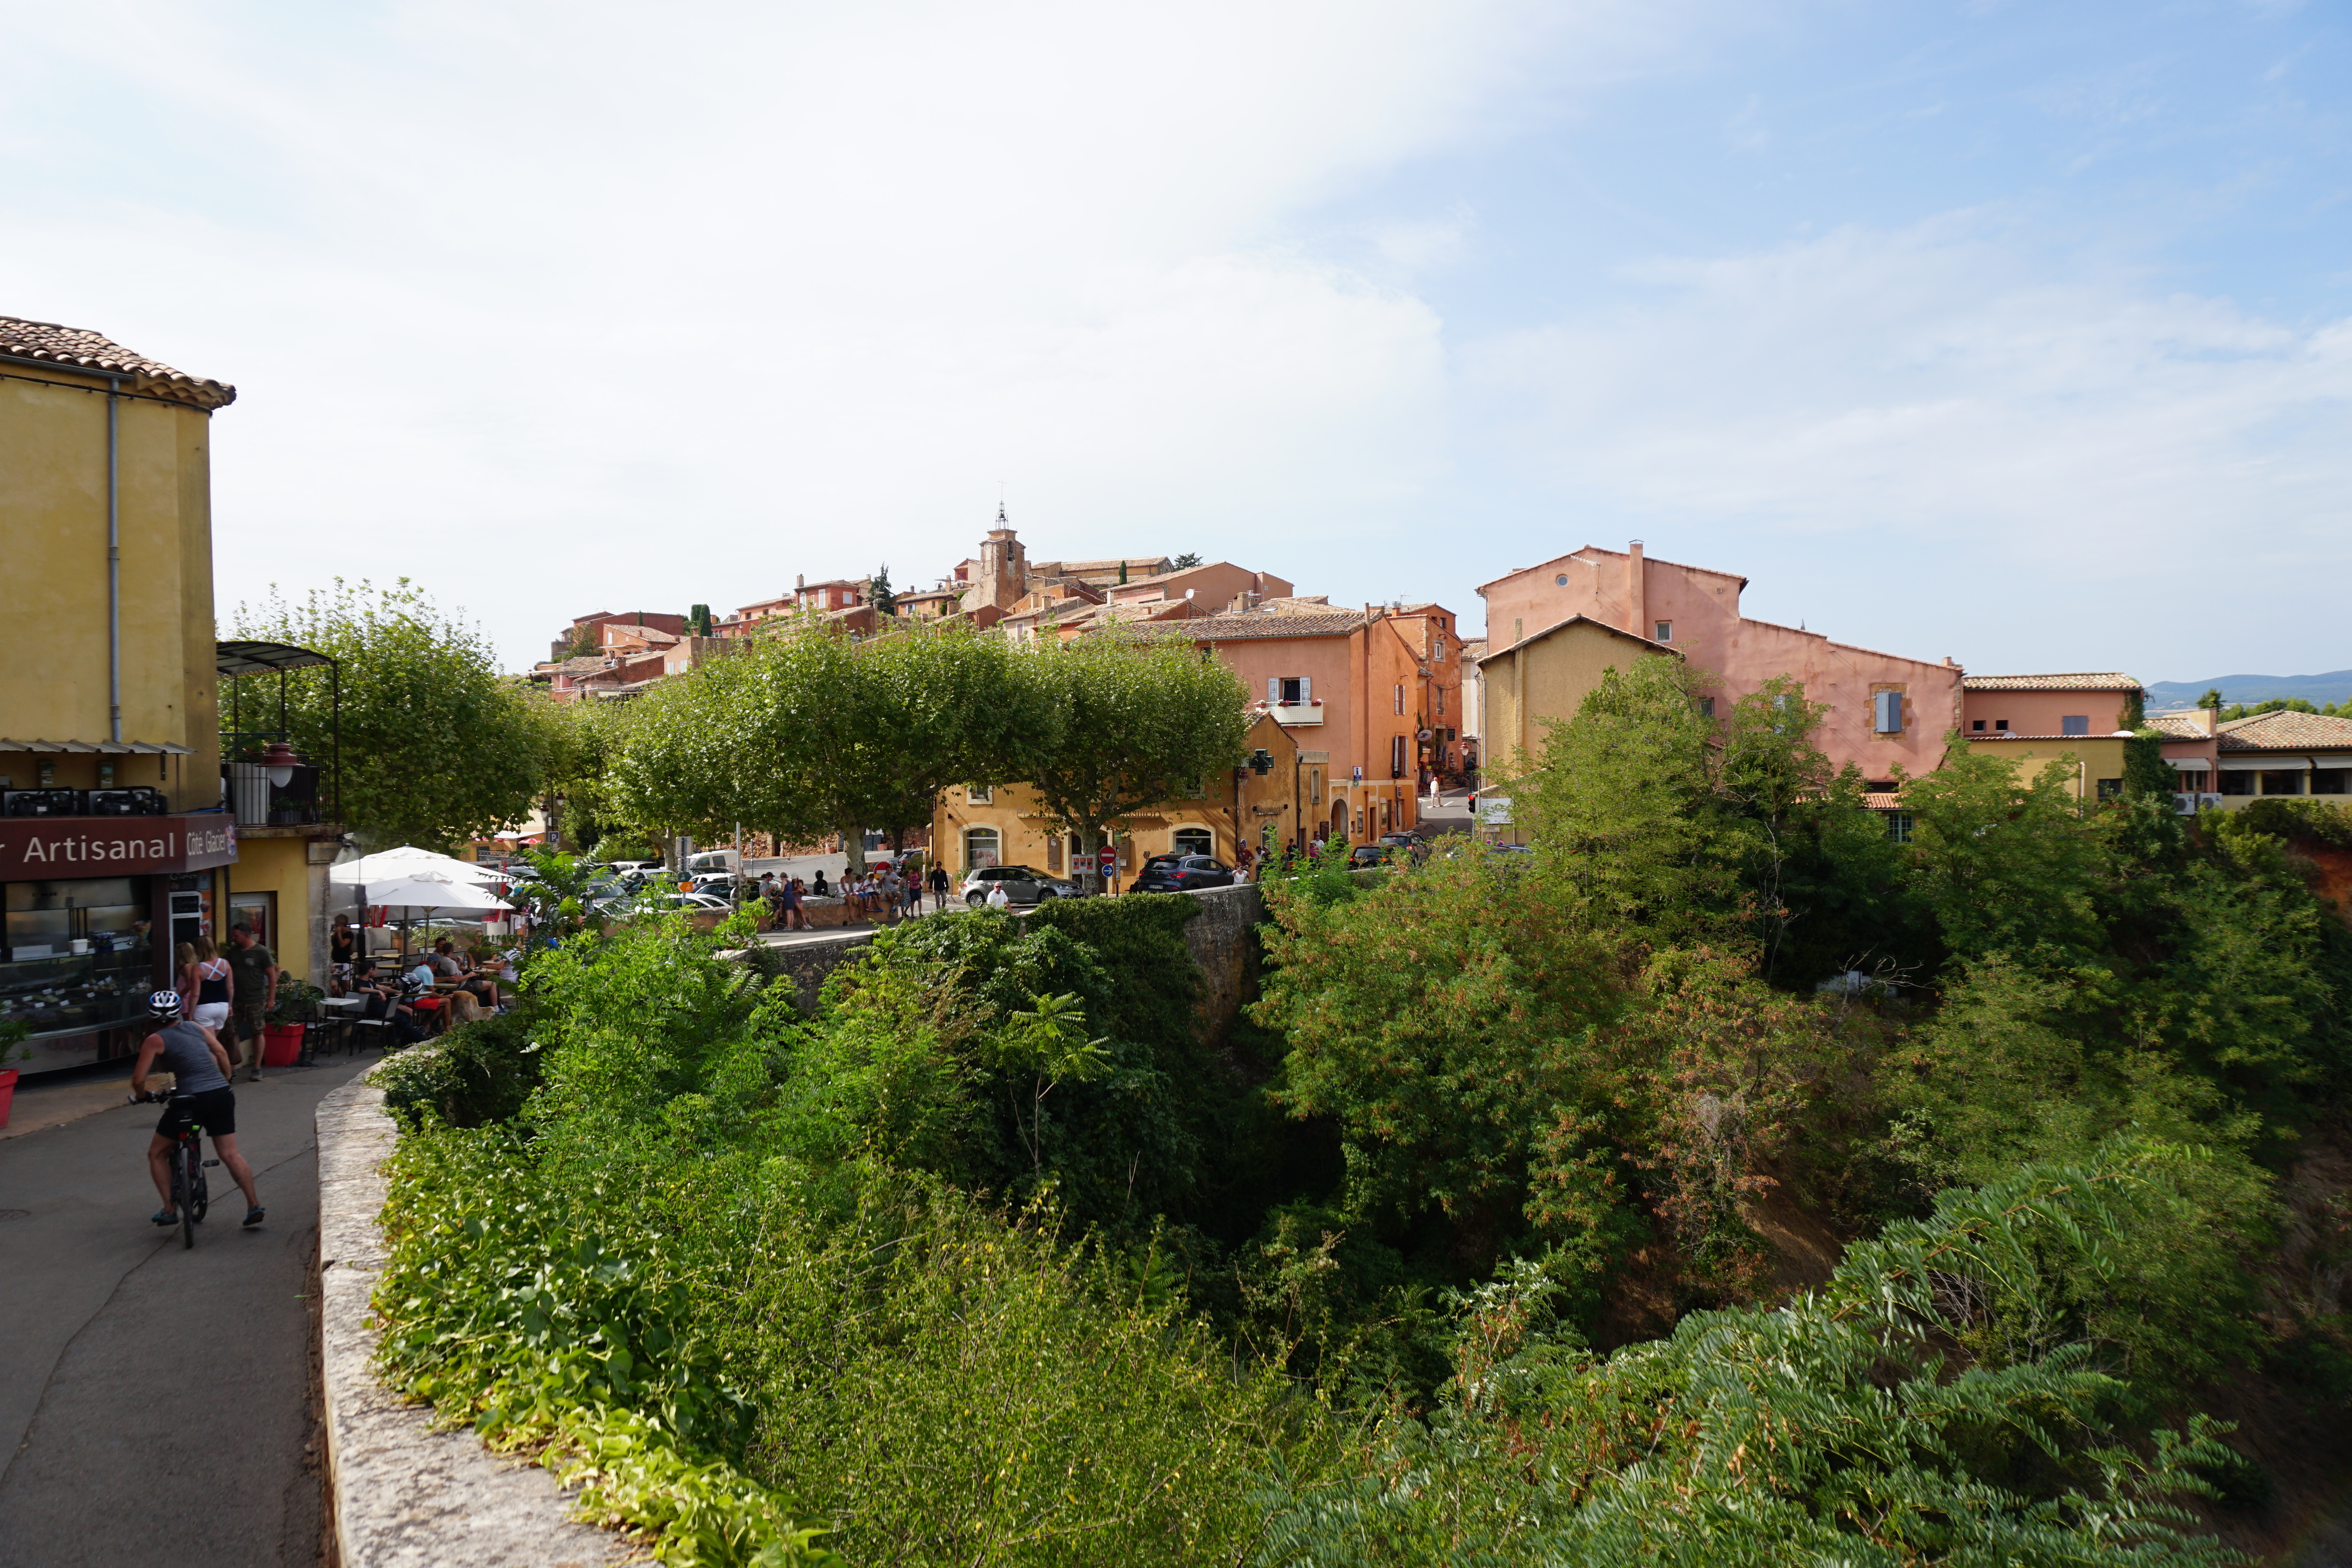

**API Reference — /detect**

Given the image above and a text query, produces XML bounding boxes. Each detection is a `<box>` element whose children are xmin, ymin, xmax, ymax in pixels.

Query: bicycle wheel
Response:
<box><xmin>192</xmin><ymin>1149</ymin><xmax>211</xmax><ymax>1226</ymax></box>
<box><xmin>181</xmin><ymin>1143</ymin><xmax>200</xmax><ymax>1249</ymax></box>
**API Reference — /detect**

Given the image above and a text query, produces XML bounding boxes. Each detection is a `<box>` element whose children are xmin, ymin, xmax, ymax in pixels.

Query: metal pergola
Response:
<box><xmin>215</xmin><ymin>640</ymin><xmax>340</xmax><ymax>824</ymax></box>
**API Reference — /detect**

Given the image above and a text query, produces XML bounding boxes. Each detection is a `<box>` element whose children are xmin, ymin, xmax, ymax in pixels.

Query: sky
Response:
<box><xmin>3</xmin><ymin>1</ymin><xmax>2346</xmax><ymax>682</ymax></box>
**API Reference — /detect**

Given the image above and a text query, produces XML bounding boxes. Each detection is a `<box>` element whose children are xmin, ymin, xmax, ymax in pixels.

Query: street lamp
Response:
<box><xmin>261</xmin><ymin>740</ymin><xmax>301</xmax><ymax>788</ymax></box>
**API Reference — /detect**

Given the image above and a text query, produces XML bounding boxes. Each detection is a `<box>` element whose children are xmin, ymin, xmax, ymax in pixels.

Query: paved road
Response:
<box><xmin>0</xmin><ymin>1052</ymin><xmax>377</xmax><ymax>1567</ymax></box>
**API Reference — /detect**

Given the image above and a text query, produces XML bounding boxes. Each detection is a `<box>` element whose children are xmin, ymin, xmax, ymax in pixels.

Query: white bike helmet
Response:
<box><xmin>148</xmin><ymin>989</ymin><xmax>183</xmax><ymax>1017</ymax></box>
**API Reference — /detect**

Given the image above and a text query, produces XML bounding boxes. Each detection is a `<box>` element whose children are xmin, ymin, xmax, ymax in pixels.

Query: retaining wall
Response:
<box><xmin>754</xmin><ymin>883</ymin><xmax>1268</xmax><ymax>1037</ymax></box>
<box><xmin>316</xmin><ymin>1075</ymin><xmax>632</xmax><ymax>1566</ymax></box>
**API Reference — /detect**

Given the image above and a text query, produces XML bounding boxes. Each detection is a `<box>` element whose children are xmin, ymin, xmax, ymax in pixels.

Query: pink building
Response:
<box><xmin>1476</xmin><ymin>543</ymin><xmax>1962</xmax><ymax>780</ymax></box>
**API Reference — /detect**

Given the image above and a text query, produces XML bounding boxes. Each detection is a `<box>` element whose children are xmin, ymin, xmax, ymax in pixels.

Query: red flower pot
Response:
<box><xmin>260</xmin><ymin>1025</ymin><xmax>305</xmax><ymax>1068</ymax></box>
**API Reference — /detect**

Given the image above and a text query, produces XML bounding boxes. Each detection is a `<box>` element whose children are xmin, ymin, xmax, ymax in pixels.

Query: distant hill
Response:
<box><xmin>2146</xmin><ymin>670</ymin><xmax>2352</xmax><ymax>711</ymax></box>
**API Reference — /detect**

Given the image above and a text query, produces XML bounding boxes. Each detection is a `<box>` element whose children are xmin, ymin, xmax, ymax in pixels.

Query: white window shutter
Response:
<box><xmin>1301</xmin><ymin>676</ymin><xmax>1312</xmax><ymax>703</ymax></box>
<box><xmin>1268</xmin><ymin>677</ymin><xmax>1280</xmax><ymax>703</ymax></box>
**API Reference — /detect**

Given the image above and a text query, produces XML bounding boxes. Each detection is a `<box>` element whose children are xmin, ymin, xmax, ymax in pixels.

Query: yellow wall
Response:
<box><xmin>1961</xmin><ymin>735</ymin><xmax>2132</xmax><ymax>801</ymax></box>
<box><xmin>1482</xmin><ymin>621</ymin><xmax>1680</xmax><ymax>768</ymax></box>
<box><xmin>0</xmin><ymin>367</ymin><xmax>221</xmax><ymax>808</ymax></box>
<box><xmin>933</xmin><ymin>715</ymin><xmax>1301</xmax><ymax>872</ymax></box>
<box><xmin>229</xmin><ymin>834</ymin><xmax>333</xmax><ymax>984</ymax></box>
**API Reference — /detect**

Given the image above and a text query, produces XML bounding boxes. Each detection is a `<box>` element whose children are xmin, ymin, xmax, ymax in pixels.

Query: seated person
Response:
<box><xmin>403</xmin><ymin>956</ymin><xmax>437</xmax><ymax>990</ymax></box>
<box><xmin>430</xmin><ymin>939</ymin><xmax>463</xmax><ymax>978</ymax></box>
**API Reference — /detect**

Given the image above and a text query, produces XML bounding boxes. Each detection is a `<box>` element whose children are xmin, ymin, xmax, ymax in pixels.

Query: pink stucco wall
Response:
<box><xmin>1477</xmin><ymin>543</ymin><xmax>1962</xmax><ymax>779</ymax></box>
<box><xmin>1960</xmin><ymin>690</ymin><xmax>2134</xmax><ymax>737</ymax></box>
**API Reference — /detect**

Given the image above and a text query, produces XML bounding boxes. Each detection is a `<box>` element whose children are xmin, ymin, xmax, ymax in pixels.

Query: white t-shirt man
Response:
<box><xmin>985</xmin><ymin>882</ymin><xmax>1011</xmax><ymax>910</ymax></box>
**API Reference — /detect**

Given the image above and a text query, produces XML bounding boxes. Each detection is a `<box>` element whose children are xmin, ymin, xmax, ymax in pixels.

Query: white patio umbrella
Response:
<box><xmin>336</xmin><ymin>865</ymin><xmax>515</xmax><ymax>960</ymax></box>
<box><xmin>329</xmin><ymin>847</ymin><xmax>503</xmax><ymax>885</ymax></box>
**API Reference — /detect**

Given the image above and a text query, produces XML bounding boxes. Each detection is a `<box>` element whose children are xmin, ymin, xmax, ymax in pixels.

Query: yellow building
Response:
<box><xmin>1476</xmin><ymin>614</ymin><xmax>1681</xmax><ymax>768</ymax></box>
<box><xmin>933</xmin><ymin>713</ymin><xmax>1308</xmax><ymax>877</ymax></box>
<box><xmin>1959</xmin><ymin>734</ymin><xmax>2134</xmax><ymax>803</ymax></box>
<box><xmin>1</xmin><ymin>316</ymin><xmax>340</xmax><ymax>1070</ymax></box>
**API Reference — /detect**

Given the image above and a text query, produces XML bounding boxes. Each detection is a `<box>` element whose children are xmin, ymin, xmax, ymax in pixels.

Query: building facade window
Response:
<box><xmin>1391</xmin><ymin>734</ymin><xmax>1407</xmax><ymax>778</ymax></box>
<box><xmin>1972</xmin><ymin>720</ymin><xmax>1986</xmax><ymax>731</ymax></box>
<box><xmin>963</xmin><ymin>827</ymin><xmax>1001</xmax><ymax>870</ymax></box>
<box><xmin>1435</xmin><ymin>686</ymin><xmax>1445</xmax><ymax>715</ymax></box>
<box><xmin>965</xmin><ymin>785</ymin><xmax>993</xmax><ymax>804</ymax></box>
<box><xmin>2219</xmin><ymin>771</ymin><xmax>2256</xmax><ymax>796</ymax></box>
<box><xmin>1271</xmin><ymin>676</ymin><xmax>1311</xmax><ymax>705</ymax></box>
<box><xmin>1885</xmin><ymin>811</ymin><xmax>1915</xmax><ymax>845</ymax></box>
<box><xmin>2095</xmin><ymin>777</ymin><xmax>2123</xmax><ymax>801</ymax></box>
<box><xmin>1393</xmin><ymin>684</ymin><xmax>1405</xmax><ymax>716</ymax></box>
<box><xmin>1172</xmin><ymin>827</ymin><xmax>1214</xmax><ymax>857</ymax></box>
<box><xmin>1872</xmin><ymin>691</ymin><xmax>1905</xmax><ymax>734</ymax></box>
<box><xmin>1654</xmin><ymin>621</ymin><xmax>1672</xmax><ymax>642</ymax></box>
<box><xmin>2060</xmin><ymin>716</ymin><xmax>2090</xmax><ymax>737</ymax></box>
<box><xmin>2260</xmin><ymin>770</ymin><xmax>2306</xmax><ymax>795</ymax></box>
<box><xmin>2315</xmin><ymin>768</ymin><xmax>2350</xmax><ymax>795</ymax></box>
<box><xmin>1697</xmin><ymin>696</ymin><xmax>1716</xmax><ymax>720</ymax></box>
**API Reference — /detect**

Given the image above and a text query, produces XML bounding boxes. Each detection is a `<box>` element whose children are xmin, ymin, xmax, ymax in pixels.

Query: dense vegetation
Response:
<box><xmin>372</xmin><ymin>656</ymin><xmax>2352</xmax><ymax>1565</ymax></box>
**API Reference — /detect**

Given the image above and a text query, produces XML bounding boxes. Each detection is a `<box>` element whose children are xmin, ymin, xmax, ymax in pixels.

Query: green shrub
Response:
<box><xmin>375</xmin><ymin>1010</ymin><xmax>546</xmax><ymax>1129</ymax></box>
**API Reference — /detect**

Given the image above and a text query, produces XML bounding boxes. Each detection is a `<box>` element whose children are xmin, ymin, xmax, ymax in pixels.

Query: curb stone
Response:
<box><xmin>316</xmin><ymin>1073</ymin><xmax>636</xmax><ymax>1566</ymax></box>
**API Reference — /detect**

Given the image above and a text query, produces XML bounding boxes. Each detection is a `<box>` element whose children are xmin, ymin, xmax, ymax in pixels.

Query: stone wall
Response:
<box><xmin>750</xmin><ymin>882</ymin><xmax>1269</xmax><ymax>1038</ymax></box>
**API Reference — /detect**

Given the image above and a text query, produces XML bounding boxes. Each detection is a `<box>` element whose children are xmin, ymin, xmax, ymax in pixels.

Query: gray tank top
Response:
<box><xmin>153</xmin><ymin>1021</ymin><xmax>229</xmax><ymax>1095</ymax></box>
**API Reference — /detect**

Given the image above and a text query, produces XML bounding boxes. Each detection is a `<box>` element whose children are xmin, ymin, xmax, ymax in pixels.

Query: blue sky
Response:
<box><xmin>4</xmin><ymin>1</ymin><xmax>2345</xmax><ymax>682</ymax></box>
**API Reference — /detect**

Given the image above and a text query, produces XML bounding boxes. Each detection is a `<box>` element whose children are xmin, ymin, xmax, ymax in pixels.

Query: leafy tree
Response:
<box><xmin>2197</xmin><ymin>687</ymin><xmax>2223</xmax><ymax>711</ymax></box>
<box><xmin>613</xmin><ymin>620</ymin><xmax>1054</xmax><ymax>870</ymax></box>
<box><xmin>1171</xmin><ymin>551</ymin><xmax>1203</xmax><ymax>569</ymax></box>
<box><xmin>226</xmin><ymin>578</ymin><xmax>545</xmax><ymax>850</ymax></box>
<box><xmin>1013</xmin><ymin>630</ymin><xmax>1253</xmax><ymax>873</ymax></box>
<box><xmin>867</xmin><ymin>564</ymin><xmax>898</xmax><ymax>616</ymax></box>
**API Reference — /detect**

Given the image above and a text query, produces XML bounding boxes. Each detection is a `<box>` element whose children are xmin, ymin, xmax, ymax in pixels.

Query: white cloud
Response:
<box><xmin>1461</xmin><ymin>213</ymin><xmax>2352</xmax><ymax>674</ymax></box>
<box><xmin>0</xmin><ymin>0</ymin><xmax>1701</xmax><ymax>664</ymax></box>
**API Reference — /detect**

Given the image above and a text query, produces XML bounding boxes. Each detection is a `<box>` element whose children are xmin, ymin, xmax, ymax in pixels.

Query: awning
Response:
<box><xmin>2167</xmin><ymin>757</ymin><xmax>2210</xmax><ymax>771</ymax></box>
<box><xmin>0</xmin><ymin>738</ymin><xmax>193</xmax><ymax>755</ymax></box>
<box><xmin>215</xmin><ymin>640</ymin><xmax>335</xmax><ymax>678</ymax></box>
<box><xmin>2219</xmin><ymin>756</ymin><xmax>2308</xmax><ymax>772</ymax></box>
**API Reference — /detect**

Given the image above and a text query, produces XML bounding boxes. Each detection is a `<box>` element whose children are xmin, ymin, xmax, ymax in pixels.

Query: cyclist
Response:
<box><xmin>129</xmin><ymin>989</ymin><xmax>264</xmax><ymax>1229</ymax></box>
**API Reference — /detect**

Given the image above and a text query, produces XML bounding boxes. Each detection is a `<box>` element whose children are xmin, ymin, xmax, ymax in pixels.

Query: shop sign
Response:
<box><xmin>0</xmin><ymin>815</ymin><xmax>238</xmax><ymax>878</ymax></box>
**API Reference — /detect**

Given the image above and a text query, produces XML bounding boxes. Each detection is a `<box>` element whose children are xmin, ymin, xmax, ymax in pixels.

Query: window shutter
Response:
<box><xmin>1300</xmin><ymin>676</ymin><xmax>1312</xmax><ymax>703</ymax></box>
<box><xmin>1268</xmin><ymin>677</ymin><xmax>1280</xmax><ymax>703</ymax></box>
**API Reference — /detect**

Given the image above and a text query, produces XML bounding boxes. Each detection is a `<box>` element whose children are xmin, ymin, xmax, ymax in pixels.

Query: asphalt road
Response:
<box><xmin>0</xmin><ymin>1052</ymin><xmax>377</xmax><ymax>1568</ymax></box>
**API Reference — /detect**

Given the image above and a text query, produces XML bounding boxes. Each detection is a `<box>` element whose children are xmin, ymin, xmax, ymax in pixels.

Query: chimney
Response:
<box><xmin>2192</xmin><ymin>707</ymin><xmax>2217</xmax><ymax>735</ymax></box>
<box><xmin>796</xmin><ymin>574</ymin><xmax>805</xmax><ymax>591</ymax></box>
<box><xmin>1627</xmin><ymin>540</ymin><xmax>1645</xmax><ymax>636</ymax></box>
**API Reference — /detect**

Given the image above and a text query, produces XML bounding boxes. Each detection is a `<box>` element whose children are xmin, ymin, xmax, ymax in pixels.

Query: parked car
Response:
<box><xmin>1378</xmin><ymin>831</ymin><xmax>1423</xmax><ymax>848</ymax></box>
<box><xmin>1132</xmin><ymin>854</ymin><xmax>1238</xmax><ymax>892</ymax></box>
<box><xmin>1348</xmin><ymin>844</ymin><xmax>1399</xmax><ymax>868</ymax></box>
<box><xmin>648</xmin><ymin>891</ymin><xmax>735</xmax><ymax>931</ymax></box>
<box><xmin>958</xmin><ymin>865</ymin><xmax>1082</xmax><ymax>907</ymax></box>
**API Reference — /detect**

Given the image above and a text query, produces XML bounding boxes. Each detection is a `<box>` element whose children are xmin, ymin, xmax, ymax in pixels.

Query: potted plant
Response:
<box><xmin>0</xmin><ymin>1019</ymin><xmax>31</xmax><ymax>1130</ymax></box>
<box><xmin>261</xmin><ymin>978</ymin><xmax>324</xmax><ymax>1067</ymax></box>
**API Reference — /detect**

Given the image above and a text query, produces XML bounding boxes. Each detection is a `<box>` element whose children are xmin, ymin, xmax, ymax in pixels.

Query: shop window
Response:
<box><xmin>1885</xmin><ymin>812</ymin><xmax>1914</xmax><ymax>845</ymax></box>
<box><xmin>2314</xmin><ymin>769</ymin><xmax>2350</xmax><ymax>795</ymax></box>
<box><xmin>2260</xmin><ymin>770</ymin><xmax>2306</xmax><ymax>796</ymax></box>
<box><xmin>2219</xmin><ymin>771</ymin><xmax>2256</xmax><ymax>796</ymax></box>
<box><xmin>228</xmin><ymin>891</ymin><xmax>278</xmax><ymax>952</ymax></box>
<box><xmin>965</xmin><ymin>785</ymin><xmax>992</xmax><ymax>804</ymax></box>
<box><xmin>1173</xmin><ymin>827</ymin><xmax>1213</xmax><ymax>857</ymax></box>
<box><xmin>2060</xmin><ymin>716</ymin><xmax>2090</xmax><ymax>737</ymax></box>
<box><xmin>964</xmin><ymin>827</ymin><xmax>1000</xmax><ymax>870</ymax></box>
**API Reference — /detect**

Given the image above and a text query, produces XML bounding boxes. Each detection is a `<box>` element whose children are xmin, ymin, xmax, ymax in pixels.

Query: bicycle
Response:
<box><xmin>135</xmin><ymin>1090</ymin><xmax>217</xmax><ymax>1249</ymax></box>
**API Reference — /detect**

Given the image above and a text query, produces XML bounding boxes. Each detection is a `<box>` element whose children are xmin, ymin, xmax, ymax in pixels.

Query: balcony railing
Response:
<box><xmin>1268</xmin><ymin>701</ymin><xmax>1324</xmax><ymax>726</ymax></box>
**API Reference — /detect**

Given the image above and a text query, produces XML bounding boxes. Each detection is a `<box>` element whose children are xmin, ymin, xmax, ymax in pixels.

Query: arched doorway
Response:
<box><xmin>1172</xmin><ymin>827</ymin><xmax>1214</xmax><ymax>858</ymax></box>
<box><xmin>1331</xmin><ymin>799</ymin><xmax>1349</xmax><ymax>839</ymax></box>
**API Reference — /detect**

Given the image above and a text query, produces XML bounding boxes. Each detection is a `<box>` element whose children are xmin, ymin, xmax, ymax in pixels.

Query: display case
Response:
<box><xmin>1</xmin><ymin>876</ymin><xmax>156</xmax><ymax>1045</ymax></box>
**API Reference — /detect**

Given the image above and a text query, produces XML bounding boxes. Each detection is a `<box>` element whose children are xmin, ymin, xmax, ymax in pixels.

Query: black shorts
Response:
<box><xmin>157</xmin><ymin>1086</ymin><xmax>236</xmax><ymax>1139</ymax></box>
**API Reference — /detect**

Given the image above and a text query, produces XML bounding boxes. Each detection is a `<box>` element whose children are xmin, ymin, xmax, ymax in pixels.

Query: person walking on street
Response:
<box><xmin>927</xmin><ymin>862</ymin><xmax>950</xmax><ymax>912</ymax></box>
<box><xmin>186</xmin><ymin>937</ymin><xmax>232</xmax><ymax>1034</ymax></box>
<box><xmin>223</xmin><ymin>923</ymin><xmax>276</xmax><ymax>1082</ymax></box>
<box><xmin>131</xmin><ymin>990</ymin><xmax>263</xmax><ymax>1228</ymax></box>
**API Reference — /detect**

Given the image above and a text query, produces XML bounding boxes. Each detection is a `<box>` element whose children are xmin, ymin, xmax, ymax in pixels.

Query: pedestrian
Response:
<box><xmin>186</xmin><ymin>937</ymin><xmax>232</xmax><ymax>1034</ymax></box>
<box><xmin>223</xmin><ymin>922</ymin><xmax>276</xmax><ymax>1083</ymax></box>
<box><xmin>985</xmin><ymin>880</ymin><xmax>1011</xmax><ymax>911</ymax></box>
<box><xmin>927</xmin><ymin>862</ymin><xmax>950</xmax><ymax>912</ymax></box>
<box><xmin>781</xmin><ymin>873</ymin><xmax>806</xmax><ymax>931</ymax></box>
<box><xmin>878</xmin><ymin>865</ymin><xmax>902</xmax><ymax>923</ymax></box>
<box><xmin>903</xmin><ymin>866</ymin><xmax>923</xmax><ymax>918</ymax></box>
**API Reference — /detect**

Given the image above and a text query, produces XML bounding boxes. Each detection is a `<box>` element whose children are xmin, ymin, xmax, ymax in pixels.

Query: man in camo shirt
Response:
<box><xmin>225</xmin><ymin>922</ymin><xmax>278</xmax><ymax>1082</ymax></box>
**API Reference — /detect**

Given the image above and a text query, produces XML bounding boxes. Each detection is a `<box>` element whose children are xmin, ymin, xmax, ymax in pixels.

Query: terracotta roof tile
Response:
<box><xmin>1155</xmin><ymin>608</ymin><xmax>1374</xmax><ymax>641</ymax></box>
<box><xmin>2148</xmin><ymin>714</ymin><xmax>2213</xmax><ymax>740</ymax></box>
<box><xmin>2214</xmin><ymin>711</ymin><xmax>2352</xmax><ymax>751</ymax></box>
<box><xmin>1962</xmin><ymin>672</ymin><xmax>2141</xmax><ymax>691</ymax></box>
<box><xmin>0</xmin><ymin>315</ymin><xmax>235</xmax><ymax>409</ymax></box>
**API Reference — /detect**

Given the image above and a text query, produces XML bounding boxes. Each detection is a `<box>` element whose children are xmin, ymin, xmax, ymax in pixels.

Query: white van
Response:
<box><xmin>685</xmin><ymin>848</ymin><xmax>740</xmax><ymax>874</ymax></box>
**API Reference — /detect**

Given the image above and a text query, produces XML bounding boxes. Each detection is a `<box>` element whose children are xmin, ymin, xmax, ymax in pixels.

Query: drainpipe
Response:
<box><xmin>106</xmin><ymin>375</ymin><xmax>122</xmax><ymax>743</ymax></box>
